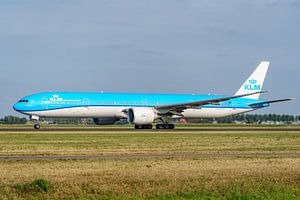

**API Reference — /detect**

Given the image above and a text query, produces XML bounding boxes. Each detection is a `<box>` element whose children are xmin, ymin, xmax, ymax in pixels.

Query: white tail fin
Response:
<box><xmin>235</xmin><ymin>61</ymin><xmax>270</xmax><ymax>99</ymax></box>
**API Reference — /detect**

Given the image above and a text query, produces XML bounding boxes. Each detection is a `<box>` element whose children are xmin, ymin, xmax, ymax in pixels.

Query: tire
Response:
<box><xmin>135</xmin><ymin>124</ymin><xmax>152</xmax><ymax>129</ymax></box>
<box><xmin>135</xmin><ymin>125</ymin><xmax>142</xmax><ymax>129</ymax></box>
<box><xmin>169</xmin><ymin>124</ymin><xmax>175</xmax><ymax>129</ymax></box>
<box><xmin>156</xmin><ymin>124</ymin><xmax>164</xmax><ymax>129</ymax></box>
<box><xmin>156</xmin><ymin>124</ymin><xmax>175</xmax><ymax>129</ymax></box>
<box><xmin>34</xmin><ymin>124</ymin><xmax>41</xmax><ymax>130</ymax></box>
<box><xmin>146</xmin><ymin>124</ymin><xmax>153</xmax><ymax>129</ymax></box>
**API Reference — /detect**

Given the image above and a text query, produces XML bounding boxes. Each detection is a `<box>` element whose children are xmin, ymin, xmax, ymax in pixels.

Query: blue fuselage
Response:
<box><xmin>13</xmin><ymin>92</ymin><xmax>267</xmax><ymax>115</ymax></box>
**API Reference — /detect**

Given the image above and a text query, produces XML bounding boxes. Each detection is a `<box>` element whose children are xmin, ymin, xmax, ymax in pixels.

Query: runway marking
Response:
<box><xmin>1</xmin><ymin>152</ymin><xmax>300</xmax><ymax>161</ymax></box>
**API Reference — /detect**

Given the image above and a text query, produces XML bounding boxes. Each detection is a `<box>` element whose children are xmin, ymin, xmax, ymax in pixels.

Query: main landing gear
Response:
<box><xmin>134</xmin><ymin>123</ymin><xmax>175</xmax><ymax>129</ymax></box>
<box><xmin>134</xmin><ymin>124</ymin><xmax>153</xmax><ymax>129</ymax></box>
<box><xmin>156</xmin><ymin>123</ymin><xmax>175</xmax><ymax>129</ymax></box>
<box><xmin>155</xmin><ymin>117</ymin><xmax>175</xmax><ymax>129</ymax></box>
<box><xmin>134</xmin><ymin>124</ymin><xmax>175</xmax><ymax>129</ymax></box>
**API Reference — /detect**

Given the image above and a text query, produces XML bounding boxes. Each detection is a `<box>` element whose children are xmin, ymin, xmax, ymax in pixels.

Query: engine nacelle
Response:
<box><xmin>127</xmin><ymin>107</ymin><xmax>157</xmax><ymax>125</ymax></box>
<box><xmin>93</xmin><ymin>117</ymin><xmax>119</xmax><ymax>125</ymax></box>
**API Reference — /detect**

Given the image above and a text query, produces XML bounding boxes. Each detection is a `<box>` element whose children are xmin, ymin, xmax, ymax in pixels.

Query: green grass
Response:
<box><xmin>0</xmin><ymin>123</ymin><xmax>299</xmax><ymax>128</ymax></box>
<box><xmin>0</xmin><ymin>128</ymin><xmax>299</xmax><ymax>156</ymax></box>
<box><xmin>148</xmin><ymin>185</ymin><xmax>300</xmax><ymax>200</ymax></box>
<box><xmin>14</xmin><ymin>178</ymin><xmax>50</xmax><ymax>193</ymax></box>
<box><xmin>0</xmin><ymin>125</ymin><xmax>299</xmax><ymax>199</ymax></box>
<box><xmin>1</xmin><ymin>165</ymin><xmax>299</xmax><ymax>199</ymax></box>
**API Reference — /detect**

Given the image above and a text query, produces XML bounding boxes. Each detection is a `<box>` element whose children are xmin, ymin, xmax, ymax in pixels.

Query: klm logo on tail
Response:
<box><xmin>244</xmin><ymin>78</ymin><xmax>261</xmax><ymax>91</ymax></box>
<box><xmin>235</xmin><ymin>61</ymin><xmax>269</xmax><ymax>99</ymax></box>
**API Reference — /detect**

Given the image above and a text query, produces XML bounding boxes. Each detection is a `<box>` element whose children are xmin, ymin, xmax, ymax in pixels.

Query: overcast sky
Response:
<box><xmin>0</xmin><ymin>0</ymin><xmax>299</xmax><ymax>117</ymax></box>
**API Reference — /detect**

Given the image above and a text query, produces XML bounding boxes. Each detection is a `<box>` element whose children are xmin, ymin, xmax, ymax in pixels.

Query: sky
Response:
<box><xmin>0</xmin><ymin>0</ymin><xmax>299</xmax><ymax>117</ymax></box>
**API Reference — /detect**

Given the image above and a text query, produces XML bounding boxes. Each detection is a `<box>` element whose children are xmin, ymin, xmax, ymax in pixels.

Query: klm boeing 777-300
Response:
<box><xmin>13</xmin><ymin>61</ymin><xmax>293</xmax><ymax>129</ymax></box>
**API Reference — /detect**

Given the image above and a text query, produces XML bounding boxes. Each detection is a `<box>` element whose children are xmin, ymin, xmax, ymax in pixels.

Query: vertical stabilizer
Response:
<box><xmin>235</xmin><ymin>61</ymin><xmax>269</xmax><ymax>99</ymax></box>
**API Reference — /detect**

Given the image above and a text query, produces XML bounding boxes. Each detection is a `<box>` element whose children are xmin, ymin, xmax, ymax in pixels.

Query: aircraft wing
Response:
<box><xmin>248</xmin><ymin>98</ymin><xmax>294</xmax><ymax>107</ymax></box>
<box><xmin>155</xmin><ymin>91</ymin><xmax>267</xmax><ymax>114</ymax></box>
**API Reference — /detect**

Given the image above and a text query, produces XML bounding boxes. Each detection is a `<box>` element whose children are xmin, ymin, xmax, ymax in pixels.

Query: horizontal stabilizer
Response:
<box><xmin>248</xmin><ymin>98</ymin><xmax>295</xmax><ymax>107</ymax></box>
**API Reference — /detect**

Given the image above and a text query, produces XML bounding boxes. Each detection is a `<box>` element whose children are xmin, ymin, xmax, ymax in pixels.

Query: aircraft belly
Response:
<box><xmin>25</xmin><ymin>106</ymin><xmax>127</xmax><ymax>118</ymax></box>
<box><xmin>24</xmin><ymin>106</ymin><xmax>253</xmax><ymax>120</ymax></box>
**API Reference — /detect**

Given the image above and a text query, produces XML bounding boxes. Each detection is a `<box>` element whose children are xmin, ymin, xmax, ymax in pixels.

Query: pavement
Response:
<box><xmin>1</xmin><ymin>152</ymin><xmax>300</xmax><ymax>161</ymax></box>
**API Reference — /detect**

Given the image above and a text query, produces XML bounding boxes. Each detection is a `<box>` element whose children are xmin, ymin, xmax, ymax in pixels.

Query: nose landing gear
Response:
<box><xmin>34</xmin><ymin>123</ymin><xmax>41</xmax><ymax>130</ymax></box>
<box><xmin>30</xmin><ymin>115</ymin><xmax>41</xmax><ymax>130</ymax></box>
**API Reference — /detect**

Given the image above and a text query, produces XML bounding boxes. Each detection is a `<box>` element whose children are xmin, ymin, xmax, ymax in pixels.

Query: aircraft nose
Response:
<box><xmin>13</xmin><ymin>102</ymin><xmax>21</xmax><ymax>112</ymax></box>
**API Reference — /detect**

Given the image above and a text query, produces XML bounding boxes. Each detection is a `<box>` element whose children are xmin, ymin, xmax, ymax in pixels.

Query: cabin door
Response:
<box><xmin>42</xmin><ymin>97</ymin><xmax>48</xmax><ymax>110</ymax></box>
<box><xmin>83</xmin><ymin>98</ymin><xmax>89</xmax><ymax>108</ymax></box>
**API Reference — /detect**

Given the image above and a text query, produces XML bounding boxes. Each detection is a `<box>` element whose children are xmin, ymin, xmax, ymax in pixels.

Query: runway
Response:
<box><xmin>1</xmin><ymin>152</ymin><xmax>300</xmax><ymax>161</ymax></box>
<box><xmin>0</xmin><ymin>127</ymin><xmax>300</xmax><ymax>132</ymax></box>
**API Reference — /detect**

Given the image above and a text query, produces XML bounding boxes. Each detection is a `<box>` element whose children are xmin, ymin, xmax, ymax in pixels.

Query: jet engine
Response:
<box><xmin>127</xmin><ymin>107</ymin><xmax>157</xmax><ymax>125</ymax></box>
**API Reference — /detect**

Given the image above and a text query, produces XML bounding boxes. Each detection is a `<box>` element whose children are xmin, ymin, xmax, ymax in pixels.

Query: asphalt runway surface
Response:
<box><xmin>1</xmin><ymin>152</ymin><xmax>300</xmax><ymax>161</ymax></box>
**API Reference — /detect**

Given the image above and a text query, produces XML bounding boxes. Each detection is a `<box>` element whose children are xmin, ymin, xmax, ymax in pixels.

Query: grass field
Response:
<box><xmin>0</xmin><ymin>125</ymin><xmax>299</xmax><ymax>199</ymax></box>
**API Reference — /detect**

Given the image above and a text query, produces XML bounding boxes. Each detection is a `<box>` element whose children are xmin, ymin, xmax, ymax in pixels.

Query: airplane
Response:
<box><xmin>13</xmin><ymin>61</ymin><xmax>293</xmax><ymax>129</ymax></box>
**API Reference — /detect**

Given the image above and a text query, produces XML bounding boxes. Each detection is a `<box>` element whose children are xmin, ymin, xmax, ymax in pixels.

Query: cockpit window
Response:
<box><xmin>19</xmin><ymin>100</ymin><xmax>28</xmax><ymax>103</ymax></box>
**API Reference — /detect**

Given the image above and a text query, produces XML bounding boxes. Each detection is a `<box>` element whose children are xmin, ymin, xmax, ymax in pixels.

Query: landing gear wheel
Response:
<box><xmin>156</xmin><ymin>124</ymin><xmax>175</xmax><ymax>129</ymax></box>
<box><xmin>34</xmin><ymin>124</ymin><xmax>41</xmax><ymax>130</ymax></box>
<box><xmin>156</xmin><ymin>124</ymin><xmax>165</xmax><ymax>129</ymax></box>
<box><xmin>134</xmin><ymin>124</ymin><xmax>153</xmax><ymax>129</ymax></box>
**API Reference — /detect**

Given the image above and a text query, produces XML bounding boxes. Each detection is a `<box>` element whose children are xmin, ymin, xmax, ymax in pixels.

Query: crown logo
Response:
<box><xmin>50</xmin><ymin>95</ymin><xmax>63</xmax><ymax>101</ymax></box>
<box><xmin>248</xmin><ymin>79</ymin><xmax>257</xmax><ymax>84</ymax></box>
